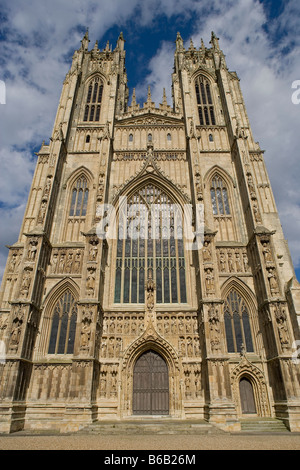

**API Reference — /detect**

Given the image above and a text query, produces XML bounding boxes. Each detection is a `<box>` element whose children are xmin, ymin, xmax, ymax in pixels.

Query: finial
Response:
<box><xmin>176</xmin><ymin>32</ymin><xmax>184</xmax><ymax>50</ymax></box>
<box><xmin>210</xmin><ymin>31</ymin><xmax>220</xmax><ymax>50</ymax></box>
<box><xmin>81</xmin><ymin>29</ymin><xmax>90</xmax><ymax>50</ymax></box>
<box><xmin>189</xmin><ymin>38</ymin><xmax>195</xmax><ymax>50</ymax></box>
<box><xmin>162</xmin><ymin>88</ymin><xmax>168</xmax><ymax>106</ymax></box>
<box><xmin>131</xmin><ymin>88</ymin><xmax>137</xmax><ymax>106</ymax></box>
<box><xmin>147</xmin><ymin>85</ymin><xmax>152</xmax><ymax>101</ymax></box>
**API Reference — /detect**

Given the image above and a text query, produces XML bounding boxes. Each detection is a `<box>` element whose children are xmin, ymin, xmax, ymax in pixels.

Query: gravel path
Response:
<box><xmin>0</xmin><ymin>432</ymin><xmax>300</xmax><ymax>450</ymax></box>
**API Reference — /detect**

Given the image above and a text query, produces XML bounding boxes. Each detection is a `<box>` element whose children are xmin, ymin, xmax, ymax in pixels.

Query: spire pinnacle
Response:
<box><xmin>81</xmin><ymin>29</ymin><xmax>90</xmax><ymax>50</ymax></box>
<box><xmin>131</xmin><ymin>88</ymin><xmax>137</xmax><ymax>107</ymax></box>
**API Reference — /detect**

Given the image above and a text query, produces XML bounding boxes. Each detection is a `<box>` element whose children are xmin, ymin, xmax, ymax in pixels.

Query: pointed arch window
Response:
<box><xmin>224</xmin><ymin>290</ymin><xmax>254</xmax><ymax>353</ymax></box>
<box><xmin>195</xmin><ymin>75</ymin><xmax>216</xmax><ymax>126</ymax></box>
<box><xmin>210</xmin><ymin>174</ymin><xmax>230</xmax><ymax>216</ymax></box>
<box><xmin>48</xmin><ymin>290</ymin><xmax>77</xmax><ymax>355</ymax></box>
<box><xmin>114</xmin><ymin>183</ymin><xmax>187</xmax><ymax>304</ymax></box>
<box><xmin>83</xmin><ymin>77</ymin><xmax>103</xmax><ymax>122</ymax></box>
<box><xmin>69</xmin><ymin>175</ymin><xmax>89</xmax><ymax>218</ymax></box>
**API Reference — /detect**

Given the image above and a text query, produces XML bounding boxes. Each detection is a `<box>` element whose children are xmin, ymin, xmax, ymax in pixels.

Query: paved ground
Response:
<box><xmin>0</xmin><ymin>431</ymin><xmax>300</xmax><ymax>450</ymax></box>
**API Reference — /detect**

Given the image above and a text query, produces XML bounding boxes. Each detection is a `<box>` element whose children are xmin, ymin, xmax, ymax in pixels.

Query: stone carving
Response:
<box><xmin>204</xmin><ymin>267</ymin><xmax>215</xmax><ymax>294</ymax></box>
<box><xmin>208</xmin><ymin>305</ymin><xmax>221</xmax><ymax>352</ymax></box>
<box><xmin>80</xmin><ymin>310</ymin><xmax>93</xmax><ymax>353</ymax></box>
<box><xmin>9</xmin><ymin>305</ymin><xmax>26</xmax><ymax>351</ymax></box>
<box><xmin>267</xmin><ymin>267</ymin><xmax>279</xmax><ymax>296</ymax></box>
<box><xmin>50</xmin><ymin>248</ymin><xmax>83</xmax><ymax>274</ymax></box>
<box><xmin>27</xmin><ymin>237</ymin><xmax>38</xmax><ymax>261</ymax></box>
<box><xmin>37</xmin><ymin>200</ymin><xmax>47</xmax><ymax>225</ymax></box>
<box><xmin>88</xmin><ymin>237</ymin><xmax>99</xmax><ymax>261</ymax></box>
<box><xmin>8</xmin><ymin>250</ymin><xmax>22</xmax><ymax>273</ymax></box>
<box><xmin>217</xmin><ymin>247</ymin><xmax>250</xmax><ymax>273</ymax></box>
<box><xmin>86</xmin><ymin>267</ymin><xmax>96</xmax><ymax>297</ymax></box>
<box><xmin>20</xmin><ymin>266</ymin><xmax>33</xmax><ymax>298</ymax></box>
<box><xmin>274</xmin><ymin>304</ymin><xmax>290</xmax><ymax>351</ymax></box>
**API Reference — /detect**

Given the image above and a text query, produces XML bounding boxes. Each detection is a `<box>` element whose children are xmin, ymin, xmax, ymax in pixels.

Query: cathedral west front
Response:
<box><xmin>0</xmin><ymin>30</ymin><xmax>300</xmax><ymax>434</ymax></box>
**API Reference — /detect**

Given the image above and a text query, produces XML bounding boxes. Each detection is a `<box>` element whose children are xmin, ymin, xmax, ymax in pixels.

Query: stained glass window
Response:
<box><xmin>114</xmin><ymin>184</ymin><xmax>187</xmax><ymax>304</ymax></box>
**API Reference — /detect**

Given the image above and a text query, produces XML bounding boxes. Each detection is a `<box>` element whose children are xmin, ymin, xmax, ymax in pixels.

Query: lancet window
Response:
<box><xmin>224</xmin><ymin>290</ymin><xmax>254</xmax><ymax>353</ymax></box>
<box><xmin>69</xmin><ymin>175</ymin><xmax>89</xmax><ymax>218</ymax></box>
<box><xmin>210</xmin><ymin>174</ymin><xmax>230</xmax><ymax>216</ymax></box>
<box><xmin>48</xmin><ymin>290</ymin><xmax>77</xmax><ymax>355</ymax></box>
<box><xmin>83</xmin><ymin>77</ymin><xmax>103</xmax><ymax>122</ymax></box>
<box><xmin>195</xmin><ymin>75</ymin><xmax>216</xmax><ymax>126</ymax></box>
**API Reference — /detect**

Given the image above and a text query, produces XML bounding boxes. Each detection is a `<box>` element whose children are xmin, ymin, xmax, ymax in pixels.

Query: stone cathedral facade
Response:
<box><xmin>0</xmin><ymin>30</ymin><xmax>300</xmax><ymax>434</ymax></box>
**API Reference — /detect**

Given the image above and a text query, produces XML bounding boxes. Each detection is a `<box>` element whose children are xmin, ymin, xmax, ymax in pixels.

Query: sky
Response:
<box><xmin>0</xmin><ymin>0</ymin><xmax>299</xmax><ymax>283</ymax></box>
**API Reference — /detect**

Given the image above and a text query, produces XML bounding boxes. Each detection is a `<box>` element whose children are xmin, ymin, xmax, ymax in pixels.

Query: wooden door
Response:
<box><xmin>239</xmin><ymin>377</ymin><xmax>257</xmax><ymax>414</ymax></box>
<box><xmin>133</xmin><ymin>350</ymin><xmax>169</xmax><ymax>415</ymax></box>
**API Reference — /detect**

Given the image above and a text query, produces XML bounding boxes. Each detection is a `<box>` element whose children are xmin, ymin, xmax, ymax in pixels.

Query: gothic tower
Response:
<box><xmin>0</xmin><ymin>31</ymin><xmax>299</xmax><ymax>433</ymax></box>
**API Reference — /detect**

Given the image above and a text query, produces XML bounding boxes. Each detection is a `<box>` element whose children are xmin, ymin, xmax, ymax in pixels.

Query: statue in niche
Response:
<box><xmin>219</xmin><ymin>251</ymin><xmax>226</xmax><ymax>272</ymax></box>
<box><xmin>73</xmin><ymin>251</ymin><xmax>82</xmax><ymax>273</ymax></box>
<box><xmin>243</xmin><ymin>251</ymin><xmax>249</xmax><ymax>271</ymax></box>
<box><xmin>205</xmin><ymin>268</ymin><xmax>215</xmax><ymax>293</ymax></box>
<box><xmin>275</xmin><ymin>305</ymin><xmax>290</xmax><ymax>351</ymax></box>
<box><xmin>51</xmin><ymin>251</ymin><xmax>59</xmax><ymax>274</ymax></box>
<box><xmin>101</xmin><ymin>339</ymin><xmax>107</xmax><ymax>357</ymax></box>
<box><xmin>65</xmin><ymin>252</ymin><xmax>73</xmax><ymax>273</ymax></box>
<box><xmin>262</xmin><ymin>242</ymin><xmax>273</xmax><ymax>264</ymax></box>
<box><xmin>37</xmin><ymin>200</ymin><xmax>47</xmax><ymax>224</ymax></box>
<box><xmin>27</xmin><ymin>238</ymin><xmax>38</xmax><ymax>261</ymax></box>
<box><xmin>9</xmin><ymin>253</ymin><xmax>17</xmax><ymax>273</ymax></box>
<box><xmin>208</xmin><ymin>305</ymin><xmax>221</xmax><ymax>352</ymax></box>
<box><xmin>235</xmin><ymin>251</ymin><xmax>242</xmax><ymax>272</ymax></box>
<box><xmin>20</xmin><ymin>268</ymin><xmax>32</xmax><ymax>298</ymax></box>
<box><xmin>146</xmin><ymin>271</ymin><xmax>155</xmax><ymax>311</ymax></box>
<box><xmin>227</xmin><ymin>250</ymin><xmax>235</xmax><ymax>272</ymax></box>
<box><xmin>267</xmin><ymin>268</ymin><xmax>279</xmax><ymax>295</ymax></box>
<box><xmin>58</xmin><ymin>253</ymin><xmax>66</xmax><ymax>273</ymax></box>
<box><xmin>86</xmin><ymin>268</ymin><xmax>96</xmax><ymax>297</ymax></box>
<box><xmin>89</xmin><ymin>238</ymin><xmax>99</xmax><ymax>261</ymax></box>
<box><xmin>80</xmin><ymin>320</ymin><xmax>91</xmax><ymax>351</ymax></box>
<box><xmin>100</xmin><ymin>377</ymin><xmax>107</xmax><ymax>397</ymax></box>
<box><xmin>10</xmin><ymin>318</ymin><xmax>23</xmax><ymax>349</ymax></box>
<box><xmin>202</xmin><ymin>240</ymin><xmax>212</xmax><ymax>262</ymax></box>
<box><xmin>108</xmin><ymin>337</ymin><xmax>115</xmax><ymax>357</ymax></box>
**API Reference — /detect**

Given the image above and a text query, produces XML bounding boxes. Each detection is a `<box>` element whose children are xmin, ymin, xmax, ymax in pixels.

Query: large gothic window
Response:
<box><xmin>195</xmin><ymin>75</ymin><xmax>216</xmax><ymax>126</ymax></box>
<box><xmin>210</xmin><ymin>174</ymin><xmax>230</xmax><ymax>216</ymax></box>
<box><xmin>224</xmin><ymin>290</ymin><xmax>254</xmax><ymax>353</ymax></box>
<box><xmin>83</xmin><ymin>77</ymin><xmax>103</xmax><ymax>122</ymax></box>
<box><xmin>114</xmin><ymin>184</ymin><xmax>187</xmax><ymax>304</ymax></box>
<box><xmin>69</xmin><ymin>175</ymin><xmax>89</xmax><ymax>218</ymax></box>
<box><xmin>48</xmin><ymin>290</ymin><xmax>77</xmax><ymax>355</ymax></box>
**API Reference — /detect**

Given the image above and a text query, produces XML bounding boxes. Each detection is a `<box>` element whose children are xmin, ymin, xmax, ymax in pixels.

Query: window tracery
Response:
<box><xmin>83</xmin><ymin>77</ymin><xmax>103</xmax><ymax>122</ymax></box>
<box><xmin>69</xmin><ymin>175</ymin><xmax>89</xmax><ymax>218</ymax></box>
<box><xmin>114</xmin><ymin>183</ymin><xmax>187</xmax><ymax>305</ymax></box>
<box><xmin>195</xmin><ymin>75</ymin><xmax>216</xmax><ymax>126</ymax></box>
<box><xmin>210</xmin><ymin>174</ymin><xmax>230</xmax><ymax>216</ymax></box>
<box><xmin>48</xmin><ymin>290</ymin><xmax>77</xmax><ymax>355</ymax></box>
<box><xmin>224</xmin><ymin>289</ymin><xmax>254</xmax><ymax>353</ymax></box>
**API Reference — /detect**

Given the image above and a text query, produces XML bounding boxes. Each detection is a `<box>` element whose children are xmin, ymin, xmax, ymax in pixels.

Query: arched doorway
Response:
<box><xmin>239</xmin><ymin>377</ymin><xmax>257</xmax><ymax>414</ymax></box>
<box><xmin>133</xmin><ymin>350</ymin><xmax>169</xmax><ymax>415</ymax></box>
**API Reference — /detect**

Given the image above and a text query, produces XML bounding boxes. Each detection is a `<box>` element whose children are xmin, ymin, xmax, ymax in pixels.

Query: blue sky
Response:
<box><xmin>0</xmin><ymin>0</ymin><xmax>299</xmax><ymax>283</ymax></box>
